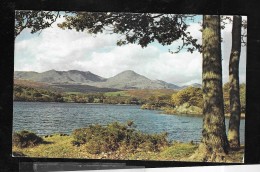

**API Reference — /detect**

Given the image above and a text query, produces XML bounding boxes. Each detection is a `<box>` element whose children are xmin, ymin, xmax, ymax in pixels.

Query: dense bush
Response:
<box><xmin>71</xmin><ymin>121</ymin><xmax>169</xmax><ymax>154</ymax></box>
<box><xmin>171</xmin><ymin>87</ymin><xmax>203</xmax><ymax>108</ymax></box>
<box><xmin>12</xmin><ymin>130</ymin><xmax>43</xmax><ymax>148</ymax></box>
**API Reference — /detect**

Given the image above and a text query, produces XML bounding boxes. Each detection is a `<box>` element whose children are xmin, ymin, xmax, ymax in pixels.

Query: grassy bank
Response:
<box><xmin>12</xmin><ymin>122</ymin><xmax>244</xmax><ymax>162</ymax></box>
<box><xmin>12</xmin><ymin>134</ymin><xmax>244</xmax><ymax>162</ymax></box>
<box><xmin>12</xmin><ymin>134</ymin><xmax>197</xmax><ymax>160</ymax></box>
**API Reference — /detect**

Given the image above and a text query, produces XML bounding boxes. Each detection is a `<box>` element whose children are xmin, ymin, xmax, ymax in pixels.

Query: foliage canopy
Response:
<box><xmin>15</xmin><ymin>11</ymin><xmax>60</xmax><ymax>37</ymax></box>
<box><xmin>58</xmin><ymin>12</ymin><xmax>201</xmax><ymax>53</ymax></box>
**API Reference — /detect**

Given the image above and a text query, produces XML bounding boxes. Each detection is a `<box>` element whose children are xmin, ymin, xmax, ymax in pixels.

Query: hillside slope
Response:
<box><xmin>15</xmin><ymin>70</ymin><xmax>182</xmax><ymax>90</ymax></box>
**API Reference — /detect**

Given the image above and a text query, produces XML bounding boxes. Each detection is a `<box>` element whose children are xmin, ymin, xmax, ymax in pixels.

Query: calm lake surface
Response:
<box><xmin>13</xmin><ymin>102</ymin><xmax>245</xmax><ymax>143</ymax></box>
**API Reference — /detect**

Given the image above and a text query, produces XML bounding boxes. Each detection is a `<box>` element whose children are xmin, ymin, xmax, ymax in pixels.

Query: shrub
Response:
<box><xmin>71</xmin><ymin>121</ymin><xmax>169</xmax><ymax>154</ymax></box>
<box><xmin>171</xmin><ymin>87</ymin><xmax>203</xmax><ymax>108</ymax></box>
<box><xmin>12</xmin><ymin>130</ymin><xmax>43</xmax><ymax>148</ymax></box>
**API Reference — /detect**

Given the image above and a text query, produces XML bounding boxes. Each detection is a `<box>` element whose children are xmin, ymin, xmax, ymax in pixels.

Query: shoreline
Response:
<box><xmin>162</xmin><ymin>111</ymin><xmax>246</xmax><ymax>119</ymax></box>
<box><xmin>13</xmin><ymin>100</ymin><xmax>140</xmax><ymax>106</ymax></box>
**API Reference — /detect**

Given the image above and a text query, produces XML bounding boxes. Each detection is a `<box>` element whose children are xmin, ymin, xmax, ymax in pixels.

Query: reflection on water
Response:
<box><xmin>13</xmin><ymin>102</ymin><xmax>245</xmax><ymax>143</ymax></box>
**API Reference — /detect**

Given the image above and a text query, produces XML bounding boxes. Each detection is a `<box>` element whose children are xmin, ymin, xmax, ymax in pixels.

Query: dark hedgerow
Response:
<box><xmin>71</xmin><ymin>121</ymin><xmax>169</xmax><ymax>154</ymax></box>
<box><xmin>12</xmin><ymin>130</ymin><xmax>44</xmax><ymax>148</ymax></box>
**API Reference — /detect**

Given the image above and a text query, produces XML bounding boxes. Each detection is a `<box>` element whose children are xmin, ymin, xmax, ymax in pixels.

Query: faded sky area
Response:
<box><xmin>14</xmin><ymin>13</ymin><xmax>247</xmax><ymax>86</ymax></box>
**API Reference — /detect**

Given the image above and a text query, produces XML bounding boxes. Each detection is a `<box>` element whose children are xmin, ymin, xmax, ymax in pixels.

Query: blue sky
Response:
<box><xmin>14</xmin><ymin>13</ymin><xmax>246</xmax><ymax>86</ymax></box>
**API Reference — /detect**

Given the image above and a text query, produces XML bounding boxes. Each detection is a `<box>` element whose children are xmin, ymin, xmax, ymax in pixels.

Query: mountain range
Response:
<box><xmin>14</xmin><ymin>70</ymin><xmax>201</xmax><ymax>91</ymax></box>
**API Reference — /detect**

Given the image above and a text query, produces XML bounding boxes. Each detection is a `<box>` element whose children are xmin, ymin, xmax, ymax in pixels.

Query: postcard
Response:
<box><xmin>13</xmin><ymin>11</ymin><xmax>247</xmax><ymax>163</ymax></box>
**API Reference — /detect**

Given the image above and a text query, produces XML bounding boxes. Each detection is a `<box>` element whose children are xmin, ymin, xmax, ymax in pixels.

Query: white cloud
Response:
<box><xmin>15</xmin><ymin>25</ymin><xmax>120</xmax><ymax>71</ymax></box>
<box><xmin>71</xmin><ymin>44</ymin><xmax>162</xmax><ymax>78</ymax></box>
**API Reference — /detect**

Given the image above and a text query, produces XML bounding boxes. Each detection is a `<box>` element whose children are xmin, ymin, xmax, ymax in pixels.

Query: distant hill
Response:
<box><xmin>14</xmin><ymin>69</ymin><xmax>199</xmax><ymax>91</ymax></box>
<box><xmin>14</xmin><ymin>79</ymin><xmax>121</xmax><ymax>93</ymax></box>
<box><xmin>154</xmin><ymin>80</ymin><xmax>180</xmax><ymax>90</ymax></box>
<box><xmin>93</xmin><ymin>70</ymin><xmax>180</xmax><ymax>90</ymax></box>
<box><xmin>14</xmin><ymin>70</ymin><xmax>106</xmax><ymax>84</ymax></box>
<box><xmin>180</xmin><ymin>83</ymin><xmax>202</xmax><ymax>89</ymax></box>
<box><xmin>14</xmin><ymin>79</ymin><xmax>49</xmax><ymax>88</ymax></box>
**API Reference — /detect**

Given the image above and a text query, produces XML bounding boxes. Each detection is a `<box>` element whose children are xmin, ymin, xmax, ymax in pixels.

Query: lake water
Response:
<box><xmin>13</xmin><ymin>102</ymin><xmax>245</xmax><ymax>143</ymax></box>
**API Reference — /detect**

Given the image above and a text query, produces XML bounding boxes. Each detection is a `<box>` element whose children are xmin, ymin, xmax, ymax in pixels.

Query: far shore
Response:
<box><xmin>163</xmin><ymin>112</ymin><xmax>246</xmax><ymax>119</ymax></box>
<box><xmin>14</xmin><ymin>101</ymin><xmax>246</xmax><ymax>119</ymax></box>
<box><xmin>162</xmin><ymin>109</ymin><xmax>246</xmax><ymax>119</ymax></box>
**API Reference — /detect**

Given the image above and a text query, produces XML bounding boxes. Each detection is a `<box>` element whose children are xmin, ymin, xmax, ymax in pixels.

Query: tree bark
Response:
<box><xmin>228</xmin><ymin>15</ymin><xmax>242</xmax><ymax>149</ymax></box>
<box><xmin>191</xmin><ymin>15</ymin><xmax>229</xmax><ymax>162</ymax></box>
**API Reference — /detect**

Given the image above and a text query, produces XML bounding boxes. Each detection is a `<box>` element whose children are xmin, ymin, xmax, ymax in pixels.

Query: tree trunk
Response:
<box><xmin>228</xmin><ymin>15</ymin><xmax>242</xmax><ymax>149</ymax></box>
<box><xmin>191</xmin><ymin>15</ymin><xmax>229</xmax><ymax>162</ymax></box>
